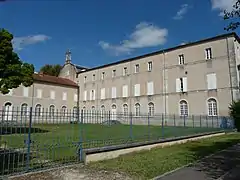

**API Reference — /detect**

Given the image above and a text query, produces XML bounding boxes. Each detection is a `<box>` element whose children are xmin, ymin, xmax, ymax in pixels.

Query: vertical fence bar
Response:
<box><xmin>206</xmin><ymin>115</ymin><xmax>208</xmax><ymax>128</ymax></box>
<box><xmin>130</xmin><ymin>112</ymin><xmax>133</xmax><ymax>141</ymax></box>
<box><xmin>184</xmin><ymin>114</ymin><xmax>186</xmax><ymax>127</ymax></box>
<box><xmin>192</xmin><ymin>115</ymin><xmax>194</xmax><ymax>128</ymax></box>
<box><xmin>174</xmin><ymin>114</ymin><xmax>176</xmax><ymax>127</ymax></box>
<box><xmin>161</xmin><ymin>113</ymin><xmax>164</xmax><ymax>139</ymax></box>
<box><xmin>79</xmin><ymin>109</ymin><xmax>83</xmax><ymax>161</ymax></box>
<box><xmin>217</xmin><ymin>115</ymin><xmax>219</xmax><ymax>128</ymax></box>
<box><xmin>26</xmin><ymin>107</ymin><xmax>33</xmax><ymax>172</ymax></box>
<box><xmin>212</xmin><ymin>115</ymin><xmax>214</xmax><ymax>128</ymax></box>
<box><xmin>200</xmin><ymin>115</ymin><xmax>202</xmax><ymax>128</ymax></box>
<box><xmin>147</xmin><ymin>113</ymin><xmax>150</xmax><ymax>141</ymax></box>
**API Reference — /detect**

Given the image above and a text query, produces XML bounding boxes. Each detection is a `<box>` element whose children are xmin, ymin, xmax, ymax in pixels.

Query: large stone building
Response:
<box><xmin>1</xmin><ymin>32</ymin><xmax>240</xmax><ymax>119</ymax></box>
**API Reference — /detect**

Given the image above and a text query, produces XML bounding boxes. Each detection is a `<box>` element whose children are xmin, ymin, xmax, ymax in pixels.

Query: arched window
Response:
<box><xmin>21</xmin><ymin>103</ymin><xmax>28</xmax><ymax>116</ymax></box>
<box><xmin>208</xmin><ymin>98</ymin><xmax>218</xmax><ymax>116</ymax></box>
<box><xmin>73</xmin><ymin>106</ymin><xmax>78</xmax><ymax>116</ymax></box>
<box><xmin>148</xmin><ymin>102</ymin><xmax>154</xmax><ymax>116</ymax></box>
<box><xmin>61</xmin><ymin>106</ymin><xmax>67</xmax><ymax>117</ymax></box>
<box><xmin>35</xmin><ymin>104</ymin><xmax>42</xmax><ymax>116</ymax></box>
<box><xmin>179</xmin><ymin>100</ymin><xmax>188</xmax><ymax>116</ymax></box>
<box><xmin>135</xmin><ymin>103</ymin><xmax>140</xmax><ymax>116</ymax></box>
<box><xmin>101</xmin><ymin>105</ymin><xmax>105</xmax><ymax>117</ymax></box>
<box><xmin>111</xmin><ymin>104</ymin><xmax>117</xmax><ymax>120</ymax></box>
<box><xmin>4</xmin><ymin>102</ymin><xmax>13</xmax><ymax>120</ymax></box>
<box><xmin>49</xmin><ymin>105</ymin><xmax>55</xmax><ymax>117</ymax></box>
<box><xmin>123</xmin><ymin>104</ymin><xmax>128</xmax><ymax>116</ymax></box>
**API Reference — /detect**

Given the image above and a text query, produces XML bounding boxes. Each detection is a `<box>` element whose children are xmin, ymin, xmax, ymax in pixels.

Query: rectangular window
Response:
<box><xmin>62</xmin><ymin>92</ymin><xmax>67</xmax><ymax>101</ymax></box>
<box><xmin>207</xmin><ymin>73</ymin><xmax>217</xmax><ymax>90</ymax></box>
<box><xmin>84</xmin><ymin>90</ymin><xmax>87</xmax><ymax>101</ymax></box>
<box><xmin>101</xmin><ymin>88</ymin><xmax>105</xmax><ymax>99</ymax></box>
<box><xmin>37</xmin><ymin>89</ymin><xmax>42</xmax><ymax>98</ymax></box>
<box><xmin>74</xmin><ymin>93</ymin><xmax>78</xmax><ymax>102</ymax></box>
<box><xmin>101</xmin><ymin>72</ymin><xmax>105</xmax><ymax>80</ymax></box>
<box><xmin>90</xmin><ymin>89</ymin><xmax>95</xmax><ymax>100</ymax></box>
<box><xmin>135</xmin><ymin>64</ymin><xmax>139</xmax><ymax>73</ymax></box>
<box><xmin>112</xmin><ymin>69</ymin><xmax>116</xmax><ymax>77</ymax></box>
<box><xmin>23</xmin><ymin>87</ymin><xmax>29</xmax><ymax>97</ymax></box>
<box><xmin>123</xmin><ymin>67</ymin><xmax>127</xmax><ymax>76</ymax></box>
<box><xmin>205</xmin><ymin>48</ymin><xmax>212</xmax><ymax>60</ymax></box>
<box><xmin>134</xmin><ymin>84</ymin><xmax>140</xmax><ymax>96</ymax></box>
<box><xmin>179</xmin><ymin>54</ymin><xmax>184</xmax><ymax>65</ymax></box>
<box><xmin>148</xmin><ymin>61</ymin><xmax>152</xmax><ymax>71</ymax></box>
<box><xmin>50</xmin><ymin>90</ymin><xmax>55</xmax><ymax>99</ymax></box>
<box><xmin>92</xmin><ymin>74</ymin><xmax>95</xmax><ymax>81</ymax></box>
<box><xmin>112</xmin><ymin>87</ymin><xmax>117</xmax><ymax>98</ymax></box>
<box><xmin>122</xmin><ymin>85</ymin><xmax>128</xmax><ymax>97</ymax></box>
<box><xmin>84</xmin><ymin>76</ymin><xmax>87</xmax><ymax>83</ymax></box>
<box><xmin>147</xmin><ymin>82</ymin><xmax>154</xmax><ymax>95</ymax></box>
<box><xmin>176</xmin><ymin>77</ymin><xmax>187</xmax><ymax>92</ymax></box>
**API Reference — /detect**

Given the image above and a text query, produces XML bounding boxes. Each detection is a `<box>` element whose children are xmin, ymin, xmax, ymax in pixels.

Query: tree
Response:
<box><xmin>0</xmin><ymin>28</ymin><xmax>34</xmax><ymax>94</ymax></box>
<box><xmin>229</xmin><ymin>100</ymin><xmax>240</xmax><ymax>132</ymax></box>
<box><xmin>224</xmin><ymin>0</ymin><xmax>240</xmax><ymax>31</ymax></box>
<box><xmin>39</xmin><ymin>64</ymin><xmax>62</xmax><ymax>76</ymax></box>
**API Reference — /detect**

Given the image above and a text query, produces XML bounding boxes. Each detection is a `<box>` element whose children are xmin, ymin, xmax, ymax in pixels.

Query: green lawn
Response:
<box><xmin>0</xmin><ymin>123</ymin><xmax>222</xmax><ymax>172</ymax></box>
<box><xmin>88</xmin><ymin>133</ymin><xmax>240</xmax><ymax>179</ymax></box>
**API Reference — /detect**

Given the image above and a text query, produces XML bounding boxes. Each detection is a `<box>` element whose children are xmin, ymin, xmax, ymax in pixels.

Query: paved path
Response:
<box><xmin>156</xmin><ymin>144</ymin><xmax>240</xmax><ymax>180</ymax></box>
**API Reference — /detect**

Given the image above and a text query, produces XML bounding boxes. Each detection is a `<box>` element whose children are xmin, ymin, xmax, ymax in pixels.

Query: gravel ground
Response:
<box><xmin>9</xmin><ymin>165</ymin><xmax>132</xmax><ymax>180</ymax></box>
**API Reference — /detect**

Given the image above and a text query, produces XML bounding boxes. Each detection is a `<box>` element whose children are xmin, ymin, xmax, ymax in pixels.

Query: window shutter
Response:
<box><xmin>93</xmin><ymin>90</ymin><xmax>96</xmax><ymax>100</ymax></box>
<box><xmin>147</xmin><ymin>82</ymin><xmax>154</xmax><ymax>95</ymax></box>
<box><xmin>62</xmin><ymin>92</ymin><xmax>67</xmax><ymax>101</ymax></box>
<box><xmin>74</xmin><ymin>94</ymin><xmax>78</xmax><ymax>102</ymax></box>
<box><xmin>207</xmin><ymin>73</ymin><xmax>217</xmax><ymax>90</ymax></box>
<box><xmin>176</xmin><ymin>78</ymin><xmax>181</xmax><ymax>92</ymax></box>
<box><xmin>122</xmin><ymin>85</ymin><xmax>128</xmax><ymax>97</ymax></box>
<box><xmin>37</xmin><ymin>89</ymin><xmax>42</xmax><ymax>98</ymax></box>
<box><xmin>134</xmin><ymin>84</ymin><xmax>140</xmax><ymax>96</ymax></box>
<box><xmin>84</xmin><ymin>91</ymin><xmax>87</xmax><ymax>101</ymax></box>
<box><xmin>89</xmin><ymin>90</ymin><xmax>92</xmax><ymax>101</ymax></box>
<box><xmin>101</xmin><ymin>88</ymin><xmax>105</xmax><ymax>99</ymax></box>
<box><xmin>112</xmin><ymin>87</ymin><xmax>116</xmax><ymax>98</ymax></box>
<box><xmin>50</xmin><ymin>91</ymin><xmax>55</xmax><ymax>99</ymax></box>
<box><xmin>23</xmin><ymin>87</ymin><xmax>29</xmax><ymax>97</ymax></box>
<box><xmin>183</xmin><ymin>77</ymin><xmax>187</xmax><ymax>92</ymax></box>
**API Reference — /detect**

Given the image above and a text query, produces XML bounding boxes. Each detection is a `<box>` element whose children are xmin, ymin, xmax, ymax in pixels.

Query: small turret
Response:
<box><xmin>65</xmin><ymin>49</ymin><xmax>71</xmax><ymax>64</ymax></box>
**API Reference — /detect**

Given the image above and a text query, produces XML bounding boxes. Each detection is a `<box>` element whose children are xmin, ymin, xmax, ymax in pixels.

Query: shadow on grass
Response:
<box><xmin>0</xmin><ymin>127</ymin><xmax>49</xmax><ymax>135</ymax></box>
<box><xmin>185</xmin><ymin>138</ymin><xmax>240</xmax><ymax>179</ymax></box>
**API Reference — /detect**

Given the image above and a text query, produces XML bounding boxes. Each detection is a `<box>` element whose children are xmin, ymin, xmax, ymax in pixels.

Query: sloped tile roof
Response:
<box><xmin>33</xmin><ymin>73</ymin><xmax>78</xmax><ymax>88</ymax></box>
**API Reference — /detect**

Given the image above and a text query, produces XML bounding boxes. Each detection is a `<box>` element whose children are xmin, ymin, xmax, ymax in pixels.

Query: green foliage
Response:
<box><xmin>224</xmin><ymin>0</ymin><xmax>240</xmax><ymax>31</ymax></box>
<box><xmin>229</xmin><ymin>100</ymin><xmax>240</xmax><ymax>131</ymax></box>
<box><xmin>0</xmin><ymin>28</ymin><xmax>34</xmax><ymax>94</ymax></box>
<box><xmin>39</xmin><ymin>64</ymin><xmax>62</xmax><ymax>76</ymax></box>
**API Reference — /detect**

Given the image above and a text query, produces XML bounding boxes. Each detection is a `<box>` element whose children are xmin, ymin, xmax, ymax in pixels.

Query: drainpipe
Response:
<box><xmin>163</xmin><ymin>51</ymin><xmax>167</xmax><ymax>117</ymax></box>
<box><xmin>226</xmin><ymin>37</ymin><xmax>234</xmax><ymax>103</ymax></box>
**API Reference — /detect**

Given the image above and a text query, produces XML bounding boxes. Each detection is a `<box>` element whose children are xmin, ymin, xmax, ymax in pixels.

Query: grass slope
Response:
<box><xmin>88</xmin><ymin>133</ymin><xmax>240</xmax><ymax>179</ymax></box>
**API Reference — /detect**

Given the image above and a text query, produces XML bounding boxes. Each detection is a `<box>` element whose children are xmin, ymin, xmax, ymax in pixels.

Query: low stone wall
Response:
<box><xmin>83</xmin><ymin>131</ymin><xmax>226</xmax><ymax>164</ymax></box>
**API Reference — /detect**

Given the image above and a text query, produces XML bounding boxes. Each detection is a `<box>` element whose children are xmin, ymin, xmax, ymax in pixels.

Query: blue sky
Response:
<box><xmin>0</xmin><ymin>0</ymin><xmax>239</xmax><ymax>71</ymax></box>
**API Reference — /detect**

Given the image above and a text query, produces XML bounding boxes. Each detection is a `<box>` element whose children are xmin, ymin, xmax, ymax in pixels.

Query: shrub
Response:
<box><xmin>229</xmin><ymin>100</ymin><xmax>240</xmax><ymax>132</ymax></box>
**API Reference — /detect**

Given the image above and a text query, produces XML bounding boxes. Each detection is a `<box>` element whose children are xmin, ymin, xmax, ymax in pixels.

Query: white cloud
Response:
<box><xmin>99</xmin><ymin>22</ymin><xmax>168</xmax><ymax>56</ymax></box>
<box><xmin>211</xmin><ymin>0</ymin><xmax>236</xmax><ymax>16</ymax></box>
<box><xmin>12</xmin><ymin>34</ymin><xmax>51</xmax><ymax>50</ymax></box>
<box><xmin>173</xmin><ymin>4</ymin><xmax>190</xmax><ymax>20</ymax></box>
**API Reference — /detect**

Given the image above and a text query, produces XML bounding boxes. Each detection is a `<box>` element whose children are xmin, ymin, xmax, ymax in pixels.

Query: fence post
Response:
<box><xmin>200</xmin><ymin>115</ymin><xmax>202</xmax><ymax>128</ymax></box>
<box><xmin>206</xmin><ymin>115</ymin><xmax>208</xmax><ymax>128</ymax></box>
<box><xmin>212</xmin><ymin>115</ymin><xmax>214</xmax><ymax>128</ymax></box>
<box><xmin>161</xmin><ymin>113</ymin><xmax>164</xmax><ymax>139</ymax></box>
<box><xmin>78</xmin><ymin>109</ymin><xmax>83</xmax><ymax>162</ymax></box>
<box><xmin>174</xmin><ymin>114</ymin><xmax>176</xmax><ymax>127</ymax></box>
<box><xmin>184</xmin><ymin>114</ymin><xmax>186</xmax><ymax>127</ymax></box>
<box><xmin>130</xmin><ymin>112</ymin><xmax>133</xmax><ymax>141</ymax></box>
<box><xmin>192</xmin><ymin>115</ymin><xmax>194</xmax><ymax>128</ymax></box>
<box><xmin>26</xmin><ymin>107</ymin><xmax>33</xmax><ymax>172</ymax></box>
<box><xmin>147</xmin><ymin>113</ymin><xmax>150</xmax><ymax>141</ymax></box>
